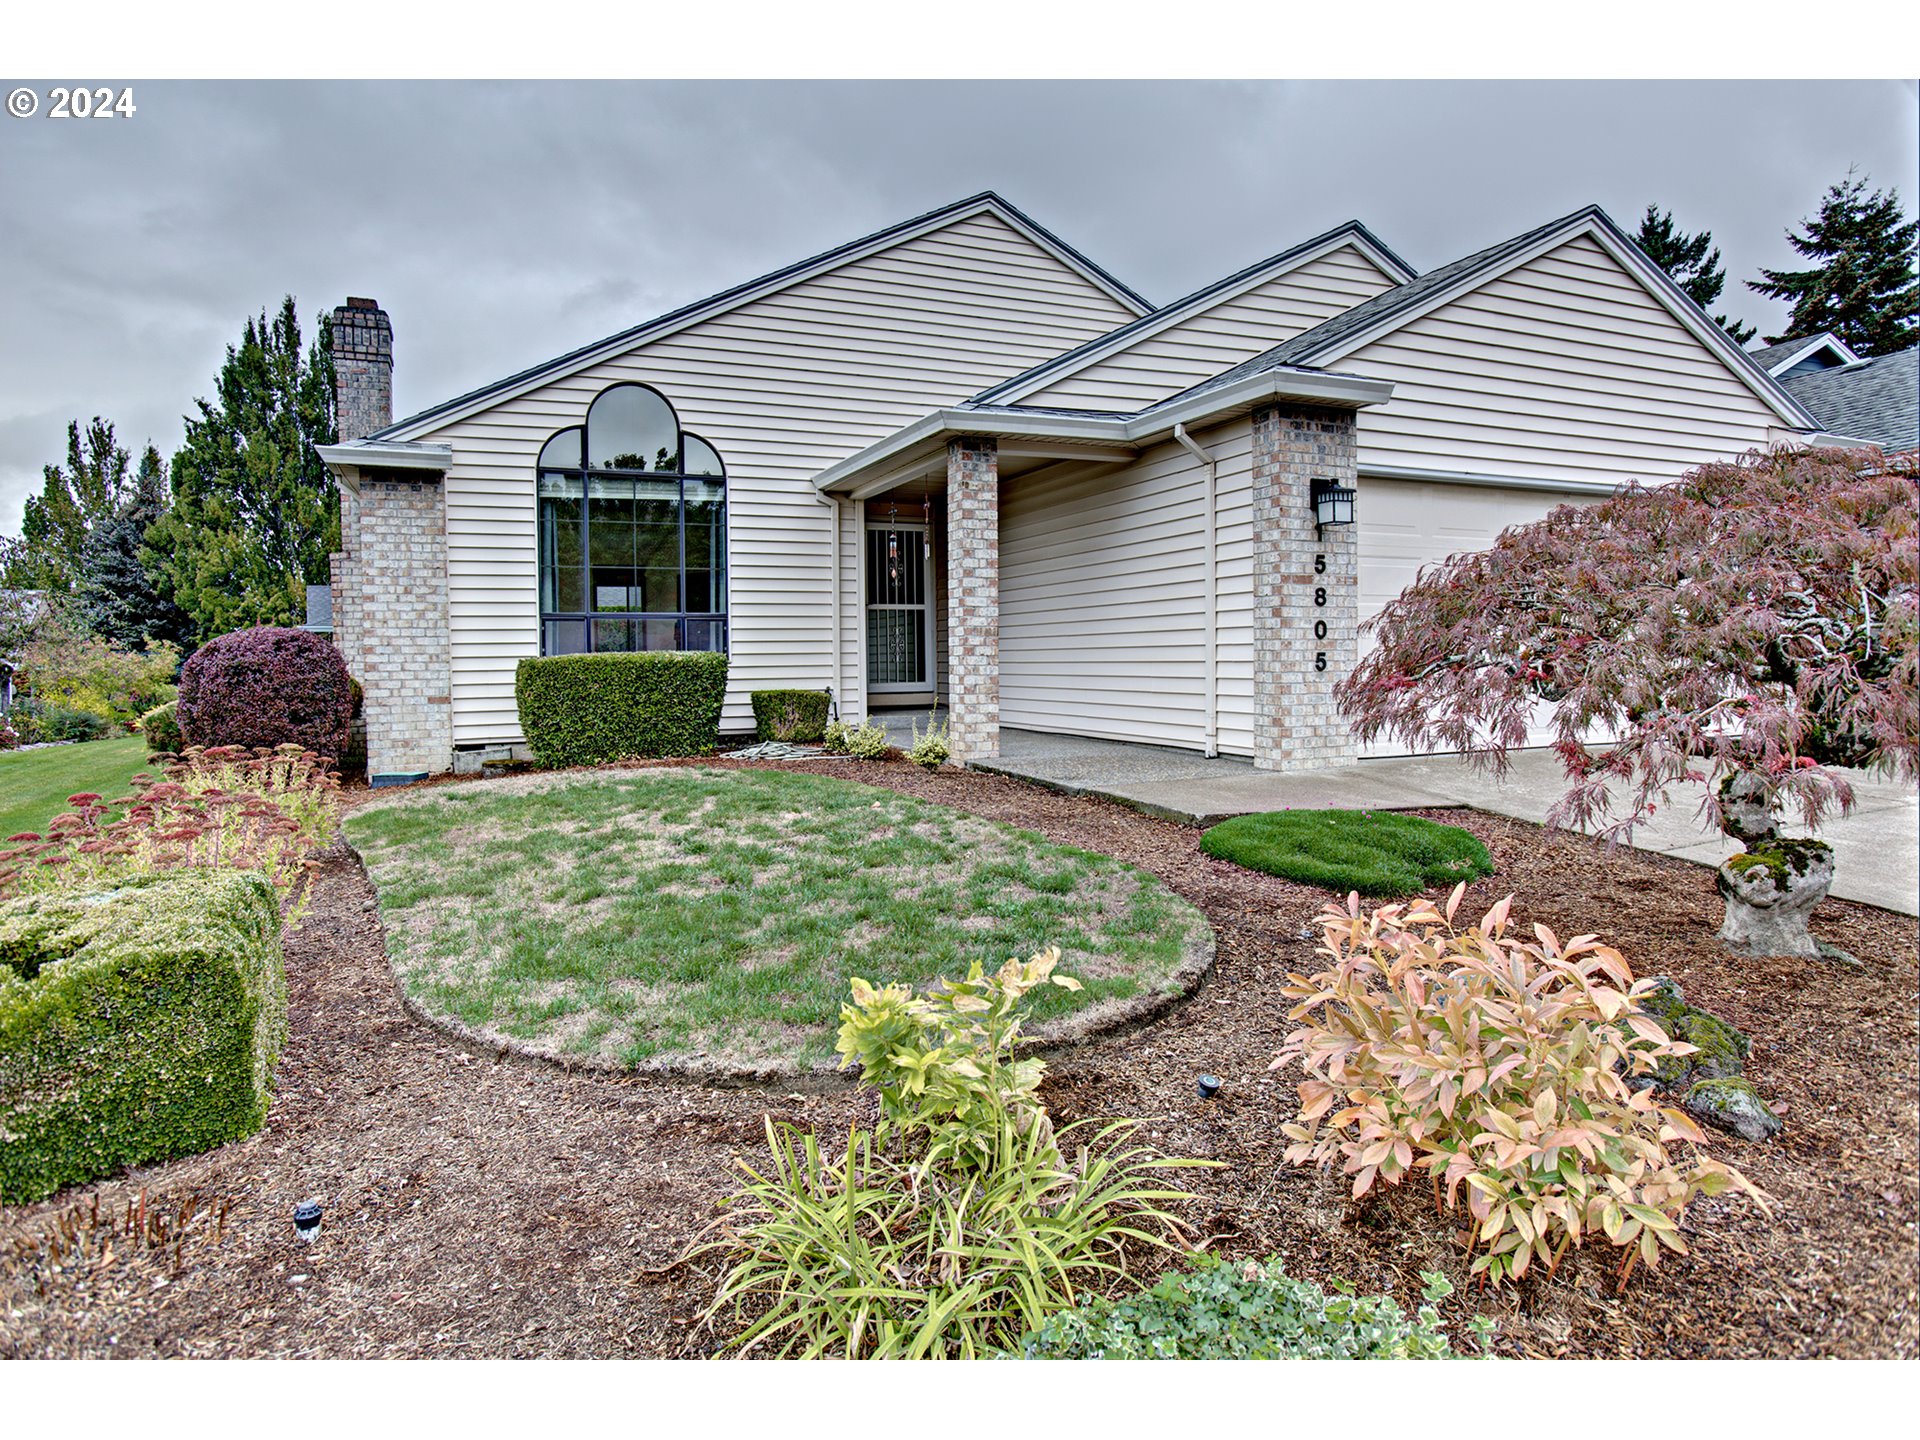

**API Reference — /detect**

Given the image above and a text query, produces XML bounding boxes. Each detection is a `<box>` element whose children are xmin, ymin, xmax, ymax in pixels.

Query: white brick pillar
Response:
<box><xmin>1251</xmin><ymin>404</ymin><xmax>1360</xmax><ymax>772</ymax></box>
<box><xmin>348</xmin><ymin>470</ymin><xmax>454</xmax><ymax>784</ymax></box>
<box><xmin>945</xmin><ymin>436</ymin><xmax>999</xmax><ymax>763</ymax></box>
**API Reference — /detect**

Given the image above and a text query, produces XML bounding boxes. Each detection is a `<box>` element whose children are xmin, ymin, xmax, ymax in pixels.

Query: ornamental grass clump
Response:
<box><xmin>0</xmin><ymin>744</ymin><xmax>339</xmax><ymax>923</ymax></box>
<box><xmin>1274</xmin><ymin>886</ymin><xmax>1767</xmax><ymax>1289</ymax></box>
<box><xmin>701</xmin><ymin>948</ymin><xmax>1208</xmax><ymax>1358</ymax></box>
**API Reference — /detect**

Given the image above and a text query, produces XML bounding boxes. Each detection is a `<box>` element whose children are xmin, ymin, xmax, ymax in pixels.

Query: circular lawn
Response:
<box><xmin>344</xmin><ymin>765</ymin><xmax>1211</xmax><ymax>1075</ymax></box>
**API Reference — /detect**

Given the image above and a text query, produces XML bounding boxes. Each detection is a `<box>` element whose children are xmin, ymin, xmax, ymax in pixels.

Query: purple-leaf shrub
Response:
<box><xmin>1337</xmin><ymin>447</ymin><xmax>1918</xmax><ymax>843</ymax></box>
<box><xmin>177</xmin><ymin>625</ymin><xmax>354</xmax><ymax>761</ymax></box>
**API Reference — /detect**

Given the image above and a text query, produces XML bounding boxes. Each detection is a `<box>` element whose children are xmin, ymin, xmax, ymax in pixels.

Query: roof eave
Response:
<box><xmin>317</xmin><ymin>441</ymin><xmax>456</xmax><ymax>487</ymax></box>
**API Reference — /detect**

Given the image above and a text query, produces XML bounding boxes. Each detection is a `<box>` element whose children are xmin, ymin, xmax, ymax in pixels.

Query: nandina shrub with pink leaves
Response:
<box><xmin>1274</xmin><ymin>887</ymin><xmax>1768</xmax><ymax>1289</ymax></box>
<box><xmin>178</xmin><ymin>625</ymin><xmax>354</xmax><ymax>761</ymax></box>
<box><xmin>1338</xmin><ymin>447</ymin><xmax>1918</xmax><ymax>844</ymax></box>
<box><xmin>0</xmin><ymin>744</ymin><xmax>339</xmax><ymax>922</ymax></box>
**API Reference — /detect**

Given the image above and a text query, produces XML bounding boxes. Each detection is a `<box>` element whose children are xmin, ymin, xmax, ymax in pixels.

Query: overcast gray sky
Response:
<box><xmin>1</xmin><ymin>78</ymin><xmax>1914</xmax><ymax>531</ymax></box>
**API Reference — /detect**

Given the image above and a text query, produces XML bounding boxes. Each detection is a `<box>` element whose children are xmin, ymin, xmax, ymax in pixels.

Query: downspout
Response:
<box><xmin>1173</xmin><ymin>423</ymin><xmax>1219</xmax><ymax>757</ymax></box>
<box><xmin>817</xmin><ymin>491</ymin><xmax>843</xmax><ymax>717</ymax></box>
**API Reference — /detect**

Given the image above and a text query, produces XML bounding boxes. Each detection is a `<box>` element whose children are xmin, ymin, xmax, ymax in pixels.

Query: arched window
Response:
<box><xmin>536</xmin><ymin>382</ymin><xmax>728</xmax><ymax>655</ymax></box>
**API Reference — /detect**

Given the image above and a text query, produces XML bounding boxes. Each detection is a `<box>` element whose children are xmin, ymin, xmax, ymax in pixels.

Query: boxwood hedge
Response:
<box><xmin>0</xmin><ymin>870</ymin><xmax>288</xmax><ymax>1204</ymax></box>
<box><xmin>750</xmin><ymin>689</ymin><xmax>830</xmax><ymax>743</ymax></box>
<box><xmin>514</xmin><ymin>651</ymin><xmax>730</xmax><ymax>768</ymax></box>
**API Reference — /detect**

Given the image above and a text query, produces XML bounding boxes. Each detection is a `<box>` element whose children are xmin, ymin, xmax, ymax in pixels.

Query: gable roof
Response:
<box><xmin>1749</xmin><ymin>332</ymin><xmax>1862</xmax><ymax>377</ymax></box>
<box><xmin>963</xmin><ymin>220</ymin><xmax>1416</xmax><ymax>408</ymax></box>
<box><xmin>1778</xmin><ymin>347</ymin><xmax>1918</xmax><ymax>453</ymax></box>
<box><xmin>375</xmin><ymin>192</ymin><xmax>1152</xmax><ymax>442</ymax></box>
<box><xmin>1160</xmin><ymin>204</ymin><xmax>1819</xmax><ymax>428</ymax></box>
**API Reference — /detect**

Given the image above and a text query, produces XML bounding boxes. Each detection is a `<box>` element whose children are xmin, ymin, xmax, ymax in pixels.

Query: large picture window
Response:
<box><xmin>536</xmin><ymin>382</ymin><xmax>728</xmax><ymax>656</ymax></box>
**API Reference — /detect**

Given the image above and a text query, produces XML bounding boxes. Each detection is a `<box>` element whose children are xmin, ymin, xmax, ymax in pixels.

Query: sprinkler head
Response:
<box><xmin>294</xmin><ymin>1201</ymin><xmax>323</xmax><ymax>1242</ymax></box>
<box><xmin>1197</xmin><ymin>1074</ymin><xmax>1222</xmax><ymax>1100</ymax></box>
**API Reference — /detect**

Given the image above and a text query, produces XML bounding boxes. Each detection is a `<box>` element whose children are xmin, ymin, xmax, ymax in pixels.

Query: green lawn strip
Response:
<box><xmin>346</xmin><ymin>766</ymin><xmax>1205</xmax><ymax>1070</ymax></box>
<box><xmin>1198</xmin><ymin>809</ymin><xmax>1493</xmax><ymax>897</ymax></box>
<box><xmin>0</xmin><ymin>734</ymin><xmax>152</xmax><ymax>840</ymax></box>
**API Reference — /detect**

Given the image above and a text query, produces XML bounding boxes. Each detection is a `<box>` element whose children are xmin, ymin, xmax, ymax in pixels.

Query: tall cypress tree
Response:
<box><xmin>1749</xmin><ymin>173</ymin><xmax>1919</xmax><ymax>355</ymax></box>
<box><xmin>76</xmin><ymin>444</ymin><xmax>193</xmax><ymax>652</ymax></box>
<box><xmin>1634</xmin><ymin>204</ymin><xmax>1756</xmax><ymax>344</ymax></box>
<box><xmin>0</xmin><ymin>418</ymin><xmax>131</xmax><ymax>593</ymax></box>
<box><xmin>146</xmin><ymin>297</ymin><xmax>338</xmax><ymax>640</ymax></box>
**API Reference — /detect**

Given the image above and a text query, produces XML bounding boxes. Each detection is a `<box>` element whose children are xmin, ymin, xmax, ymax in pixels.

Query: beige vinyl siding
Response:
<box><xmin>1020</xmin><ymin>245</ymin><xmax>1400</xmax><ymax>411</ymax></box>
<box><xmin>1000</xmin><ymin>438</ymin><xmax>1218</xmax><ymax>751</ymax></box>
<box><xmin>417</xmin><ymin>212</ymin><xmax>1138</xmax><ymax>743</ymax></box>
<box><xmin>1205</xmin><ymin>420</ymin><xmax>1260</xmax><ymax>758</ymax></box>
<box><xmin>1346</xmin><ymin>234</ymin><xmax>1780</xmax><ymax>486</ymax></box>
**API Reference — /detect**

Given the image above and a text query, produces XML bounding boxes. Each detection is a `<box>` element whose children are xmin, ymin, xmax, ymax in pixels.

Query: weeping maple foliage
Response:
<box><xmin>1338</xmin><ymin>446</ymin><xmax>1919</xmax><ymax>842</ymax></box>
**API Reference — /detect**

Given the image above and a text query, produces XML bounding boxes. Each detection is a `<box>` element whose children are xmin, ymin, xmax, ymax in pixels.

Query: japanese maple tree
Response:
<box><xmin>1338</xmin><ymin>446</ymin><xmax>1918</xmax><ymax>847</ymax></box>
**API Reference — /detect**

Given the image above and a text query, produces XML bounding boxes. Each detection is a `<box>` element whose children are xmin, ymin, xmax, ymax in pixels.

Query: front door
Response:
<box><xmin>865</xmin><ymin>520</ymin><xmax>932</xmax><ymax>693</ymax></box>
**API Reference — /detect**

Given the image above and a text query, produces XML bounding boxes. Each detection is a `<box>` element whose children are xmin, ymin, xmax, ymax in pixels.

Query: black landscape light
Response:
<box><xmin>294</xmin><ymin>1201</ymin><xmax>323</xmax><ymax>1243</ymax></box>
<box><xmin>1310</xmin><ymin>477</ymin><xmax>1356</xmax><ymax>535</ymax></box>
<box><xmin>1196</xmin><ymin>1074</ymin><xmax>1222</xmax><ymax>1100</ymax></box>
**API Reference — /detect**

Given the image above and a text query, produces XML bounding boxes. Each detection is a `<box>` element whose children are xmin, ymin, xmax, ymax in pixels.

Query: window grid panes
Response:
<box><xmin>537</xmin><ymin>384</ymin><xmax>727</xmax><ymax>657</ymax></box>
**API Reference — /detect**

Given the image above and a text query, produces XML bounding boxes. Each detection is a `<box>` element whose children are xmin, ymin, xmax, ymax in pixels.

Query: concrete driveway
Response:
<box><xmin>972</xmin><ymin>730</ymin><xmax>1918</xmax><ymax>916</ymax></box>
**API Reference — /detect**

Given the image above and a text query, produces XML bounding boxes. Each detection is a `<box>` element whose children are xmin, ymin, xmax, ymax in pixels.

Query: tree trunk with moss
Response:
<box><xmin>1714</xmin><ymin>770</ymin><xmax>1834</xmax><ymax>959</ymax></box>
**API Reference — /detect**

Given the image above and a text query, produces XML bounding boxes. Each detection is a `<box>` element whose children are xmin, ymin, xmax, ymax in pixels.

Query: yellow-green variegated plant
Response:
<box><xmin>1274</xmin><ymin>885</ymin><xmax>1768</xmax><ymax>1289</ymax></box>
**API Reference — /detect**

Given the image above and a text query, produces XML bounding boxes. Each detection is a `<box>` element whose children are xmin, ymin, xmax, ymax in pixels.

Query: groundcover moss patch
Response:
<box><xmin>1199</xmin><ymin>809</ymin><xmax>1493</xmax><ymax>897</ymax></box>
<box><xmin>346</xmin><ymin>766</ymin><xmax>1208</xmax><ymax>1071</ymax></box>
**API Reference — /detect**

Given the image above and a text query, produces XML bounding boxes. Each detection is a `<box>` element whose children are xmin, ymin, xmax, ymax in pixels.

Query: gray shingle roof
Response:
<box><xmin>1747</xmin><ymin>333</ymin><xmax>1854</xmax><ymax>376</ymax></box>
<box><xmin>965</xmin><ymin>220</ymin><xmax>1416</xmax><ymax>407</ymax></box>
<box><xmin>1779</xmin><ymin>347</ymin><xmax>1918</xmax><ymax>452</ymax></box>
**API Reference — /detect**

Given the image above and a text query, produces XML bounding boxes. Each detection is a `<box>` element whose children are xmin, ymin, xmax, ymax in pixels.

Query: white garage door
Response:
<box><xmin>1357</xmin><ymin>475</ymin><xmax>1598</xmax><ymax>757</ymax></box>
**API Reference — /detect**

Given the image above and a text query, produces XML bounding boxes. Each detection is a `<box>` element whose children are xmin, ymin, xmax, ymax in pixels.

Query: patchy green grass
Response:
<box><xmin>0</xmin><ymin>734</ymin><xmax>151</xmax><ymax>841</ymax></box>
<box><xmin>345</xmin><ymin>766</ymin><xmax>1207</xmax><ymax>1070</ymax></box>
<box><xmin>1199</xmin><ymin>809</ymin><xmax>1493</xmax><ymax>897</ymax></box>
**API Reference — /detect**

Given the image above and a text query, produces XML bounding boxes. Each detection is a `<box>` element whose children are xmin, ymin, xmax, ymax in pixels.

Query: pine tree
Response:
<box><xmin>1749</xmin><ymin>173</ymin><xmax>1919</xmax><ymax>355</ymax></box>
<box><xmin>75</xmin><ymin>444</ymin><xmax>193</xmax><ymax>652</ymax></box>
<box><xmin>0</xmin><ymin>418</ymin><xmax>131</xmax><ymax>593</ymax></box>
<box><xmin>1634</xmin><ymin>204</ymin><xmax>1756</xmax><ymax>344</ymax></box>
<box><xmin>146</xmin><ymin>297</ymin><xmax>338</xmax><ymax>640</ymax></box>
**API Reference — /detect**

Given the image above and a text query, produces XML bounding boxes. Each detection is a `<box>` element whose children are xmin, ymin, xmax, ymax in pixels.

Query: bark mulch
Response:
<box><xmin>1</xmin><ymin>757</ymin><xmax>1913</xmax><ymax>1358</ymax></box>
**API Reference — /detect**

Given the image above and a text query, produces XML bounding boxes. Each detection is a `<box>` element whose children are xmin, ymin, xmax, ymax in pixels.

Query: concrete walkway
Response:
<box><xmin>971</xmin><ymin>730</ymin><xmax>1919</xmax><ymax>916</ymax></box>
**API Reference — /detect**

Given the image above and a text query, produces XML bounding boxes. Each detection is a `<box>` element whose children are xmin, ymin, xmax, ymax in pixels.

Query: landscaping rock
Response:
<box><xmin>1685</xmin><ymin>1077</ymin><xmax>1783</xmax><ymax>1142</ymax></box>
<box><xmin>1715</xmin><ymin>770</ymin><xmax>1779</xmax><ymax>845</ymax></box>
<box><xmin>1716</xmin><ymin>838</ymin><xmax>1835</xmax><ymax>959</ymax></box>
<box><xmin>1638</xmin><ymin>976</ymin><xmax>1753</xmax><ymax>1091</ymax></box>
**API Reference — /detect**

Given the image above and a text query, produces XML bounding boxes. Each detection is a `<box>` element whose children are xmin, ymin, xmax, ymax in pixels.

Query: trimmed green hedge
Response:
<box><xmin>0</xmin><ymin>870</ymin><xmax>288</xmax><ymax>1204</ymax></box>
<box><xmin>514</xmin><ymin>651</ymin><xmax>730</xmax><ymax>768</ymax></box>
<box><xmin>141</xmin><ymin>699</ymin><xmax>182</xmax><ymax>755</ymax></box>
<box><xmin>1199</xmin><ymin>809</ymin><xmax>1493</xmax><ymax>897</ymax></box>
<box><xmin>750</xmin><ymin>689</ymin><xmax>830</xmax><ymax>743</ymax></box>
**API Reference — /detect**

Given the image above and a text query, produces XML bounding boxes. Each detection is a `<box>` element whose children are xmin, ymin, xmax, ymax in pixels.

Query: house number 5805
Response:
<box><xmin>1313</xmin><ymin>554</ymin><xmax>1328</xmax><ymax>671</ymax></box>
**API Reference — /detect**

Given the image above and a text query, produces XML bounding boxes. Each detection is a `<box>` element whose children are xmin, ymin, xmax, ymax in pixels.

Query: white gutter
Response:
<box><xmin>315</xmin><ymin>441</ymin><xmax>455</xmax><ymax>481</ymax></box>
<box><xmin>816</xmin><ymin>492</ymin><xmax>843</xmax><ymax>715</ymax></box>
<box><xmin>1173</xmin><ymin>424</ymin><xmax>1219</xmax><ymax>757</ymax></box>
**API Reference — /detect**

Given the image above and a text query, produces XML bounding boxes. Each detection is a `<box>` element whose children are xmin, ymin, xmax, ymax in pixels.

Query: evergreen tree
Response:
<box><xmin>1635</xmin><ymin>204</ymin><xmax>1756</xmax><ymax>344</ymax></box>
<box><xmin>1749</xmin><ymin>173</ymin><xmax>1919</xmax><ymax>355</ymax></box>
<box><xmin>76</xmin><ymin>444</ymin><xmax>193</xmax><ymax>652</ymax></box>
<box><xmin>0</xmin><ymin>418</ymin><xmax>131</xmax><ymax>593</ymax></box>
<box><xmin>146</xmin><ymin>296</ymin><xmax>338</xmax><ymax>640</ymax></box>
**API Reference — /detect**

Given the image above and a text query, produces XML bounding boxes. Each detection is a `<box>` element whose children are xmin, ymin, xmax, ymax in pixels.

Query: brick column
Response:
<box><xmin>1251</xmin><ymin>405</ymin><xmax>1360</xmax><ymax>772</ymax></box>
<box><xmin>353</xmin><ymin>472</ymin><xmax>454</xmax><ymax>783</ymax></box>
<box><xmin>945</xmin><ymin>436</ymin><xmax>999</xmax><ymax>763</ymax></box>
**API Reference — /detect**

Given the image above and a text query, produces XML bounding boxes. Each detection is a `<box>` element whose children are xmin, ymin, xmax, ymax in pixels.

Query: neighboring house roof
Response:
<box><xmin>376</xmin><ymin>192</ymin><xmax>1152</xmax><ymax>442</ymax></box>
<box><xmin>1778</xmin><ymin>347</ymin><xmax>1919</xmax><ymax>453</ymax></box>
<box><xmin>964</xmin><ymin>220</ymin><xmax>1418</xmax><ymax>408</ymax></box>
<box><xmin>1157</xmin><ymin>204</ymin><xmax>1820</xmax><ymax>429</ymax></box>
<box><xmin>1748</xmin><ymin>332</ymin><xmax>1862</xmax><ymax>377</ymax></box>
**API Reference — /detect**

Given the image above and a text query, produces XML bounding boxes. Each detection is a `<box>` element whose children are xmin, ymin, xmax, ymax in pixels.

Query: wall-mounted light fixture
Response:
<box><xmin>1310</xmin><ymin>477</ymin><xmax>1356</xmax><ymax>535</ymax></box>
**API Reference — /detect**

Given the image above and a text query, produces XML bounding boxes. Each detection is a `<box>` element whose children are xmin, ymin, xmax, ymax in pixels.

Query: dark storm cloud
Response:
<box><xmin>1</xmin><ymin>78</ymin><xmax>1914</xmax><ymax>528</ymax></box>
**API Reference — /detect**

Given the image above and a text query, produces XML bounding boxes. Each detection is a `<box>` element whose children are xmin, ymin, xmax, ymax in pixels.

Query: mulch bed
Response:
<box><xmin>2</xmin><ymin>756</ymin><xmax>1913</xmax><ymax>1358</ymax></box>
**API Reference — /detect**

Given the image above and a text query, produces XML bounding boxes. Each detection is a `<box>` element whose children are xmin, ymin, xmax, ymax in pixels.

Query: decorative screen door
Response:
<box><xmin>865</xmin><ymin>521</ymin><xmax>932</xmax><ymax>692</ymax></box>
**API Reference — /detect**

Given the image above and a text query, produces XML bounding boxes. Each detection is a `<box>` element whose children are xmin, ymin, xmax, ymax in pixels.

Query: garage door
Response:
<box><xmin>1357</xmin><ymin>476</ymin><xmax>1598</xmax><ymax>757</ymax></box>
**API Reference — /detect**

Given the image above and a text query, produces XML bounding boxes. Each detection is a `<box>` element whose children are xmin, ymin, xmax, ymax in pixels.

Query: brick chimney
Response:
<box><xmin>331</xmin><ymin>296</ymin><xmax>393</xmax><ymax>441</ymax></box>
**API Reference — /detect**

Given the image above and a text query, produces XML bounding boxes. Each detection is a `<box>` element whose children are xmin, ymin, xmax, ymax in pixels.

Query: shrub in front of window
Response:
<box><xmin>515</xmin><ymin>651</ymin><xmax>729</xmax><ymax>768</ymax></box>
<box><xmin>750</xmin><ymin>689</ymin><xmax>830</xmax><ymax>743</ymax></box>
<box><xmin>0</xmin><ymin>869</ymin><xmax>289</xmax><ymax>1204</ymax></box>
<box><xmin>141</xmin><ymin>699</ymin><xmax>182</xmax><ymax>755</ymax></box>
<box><xmin>177</xmin><ymin>625</ymin><xmax>354</xmax><ymax>762</ymax></box>
<box><xmin>1275</xmin><ymin>887</ymin><xmax>1768</xmax><ymax>1289</ymax></box>
<box><xmin>1018</xmin><ymin>1257</ymin><xmax>1489</xmax><ymax>1359</ymax></box>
